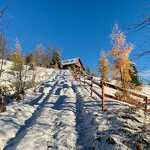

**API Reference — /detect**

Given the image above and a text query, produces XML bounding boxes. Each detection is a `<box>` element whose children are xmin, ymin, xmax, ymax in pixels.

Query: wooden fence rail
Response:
<box><xmin>77</xmin><ymin>73</ymin><xmax>150</xmax><ymax>112</ymax></box>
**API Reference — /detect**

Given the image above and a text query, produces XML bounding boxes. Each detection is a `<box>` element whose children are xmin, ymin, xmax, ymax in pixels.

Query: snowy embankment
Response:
<box><xmin>0</xmin><ymin>69</ymin><xmax>58</xmax><ymax>150</ymax></box>
<box><xmin>75</xmin><ymin>81</ymin><xmax>150</xmax><ymax>150</ymax></box>
<box><xmin>81</xmin><ymin>76</ymin><xmax>150</xmax><ymax>110</ymax></box>
<box><xmin>0</xmin><ymin>69</ymin><xmax>150</xmax><ymax>150</ymax></box>
<box><xmin>0</xmin><ymin>60</ymin><xmax>55</xmax><ymax>91</ymax></box>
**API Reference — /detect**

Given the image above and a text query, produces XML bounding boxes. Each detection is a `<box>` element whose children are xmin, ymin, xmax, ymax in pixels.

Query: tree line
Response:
<box><xmin>0</xmin><ymin>36</ymin><xmax>62</xmax><ymax>112</ymax></box>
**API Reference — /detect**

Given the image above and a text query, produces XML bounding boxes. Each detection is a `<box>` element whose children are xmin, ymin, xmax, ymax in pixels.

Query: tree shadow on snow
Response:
<box><xmin>3</xmin><ymin>81</ymin><xmax>57</xmax><ymax>150</ymax></box>
<box><xmin>95</xmin><ymin>107</ymin><xmax>150</xmax><ymax>150</ymax></box>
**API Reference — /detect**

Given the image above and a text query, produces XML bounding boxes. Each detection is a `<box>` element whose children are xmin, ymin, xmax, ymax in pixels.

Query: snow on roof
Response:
<box><xmin>61</xmin><ymin>58</ymin><xmax>80</xmax><ymax>66</ymax></box>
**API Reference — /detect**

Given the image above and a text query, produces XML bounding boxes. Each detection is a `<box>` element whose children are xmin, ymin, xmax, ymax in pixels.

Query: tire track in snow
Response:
<box><xmin>47</xmin><ymin>96</ymin><xmax>77</xmax><ymax>150</ymax></box>
<box><xmin>73</xmin><ymin>84</ymin><xmax>99</xmax><ymax>150</ymax></box>
<box><xmin>47</xmin><ymin>71</ymin><xmax>77</xmax><ymax>150</ymax></box>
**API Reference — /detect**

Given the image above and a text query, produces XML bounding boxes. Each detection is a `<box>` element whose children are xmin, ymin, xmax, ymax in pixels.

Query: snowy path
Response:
<box><xmin>4</xmin><ymin>71</ymin><xmax>77</xmax><ymax>150</ymax></box>
<box><xmin>3</xmin><ymin>70</ymin><xmax>102</xmax><ymax>150</ymax></box>
<box><xmin>1</xmin><ymin>70</ymin><xmax>150</xmax><ymax>150</ymax></box>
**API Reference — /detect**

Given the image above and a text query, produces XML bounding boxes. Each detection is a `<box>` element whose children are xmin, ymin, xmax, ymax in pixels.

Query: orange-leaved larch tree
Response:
<box><xmin>10</xmin><ymin>39</ymin><xmax>25</xmax><ymax>100</ymax></box>
<box><xmin>109</xmin><ymin>24</ymin><xmax>134</xmax><ymax>101</ymax></box>
<box><xmin>99</xmin><ymin>52</ymin><xmax>109</xmax><ymax>81</ymax></box>
<box><xmin>99</xmin><ymin>52</ymin><xmax>109</xmax><ymax>110</ymax></box>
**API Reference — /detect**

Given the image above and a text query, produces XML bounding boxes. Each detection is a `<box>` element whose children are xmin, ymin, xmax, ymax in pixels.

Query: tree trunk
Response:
<box><xmin>32</xmin><ymin>68</ymin><xmax>36</xmax><ymax>92</ymax></box>
<box><xmin>0</xmin><ymin>54</ymin><xmax>4</xmax><ymax>78</ymax></box>
<box><xmin>90</xmin><ymin>77</ymin><xmax>93</xmax><ymax>97</ymax></box>
<box><xmin>23</xmin><ymin>65</ymin><xmax>28</xmax><ymax>91</ymax></box>
<box><xmin>120</xmin><ymin>67</ymin><xmax>127</xmax><ymax>101</ymax></box>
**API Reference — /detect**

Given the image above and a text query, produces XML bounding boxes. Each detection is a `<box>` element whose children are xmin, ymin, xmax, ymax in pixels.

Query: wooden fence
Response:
<box><xmin>76</xmin><ymin>73</ymin><xmax>150</xmax><ymax>112</ymax></box>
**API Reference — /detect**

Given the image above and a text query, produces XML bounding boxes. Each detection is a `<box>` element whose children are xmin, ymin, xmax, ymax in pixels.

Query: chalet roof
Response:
<box><xmin>61</xmin><ymin>57</ymin><xmax>80</xmax><ymax>66</ymax></box>
<box><xmin>61</xmin><ymin>57</ymin><xmax>85</xmax><ymax>70</ymax></box>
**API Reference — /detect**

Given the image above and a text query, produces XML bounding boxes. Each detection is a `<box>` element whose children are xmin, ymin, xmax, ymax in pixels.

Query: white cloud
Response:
<box><xmin>139</xmin><ymin>70</ymin><xmax>150</xmax><ymax>79</ymax></box>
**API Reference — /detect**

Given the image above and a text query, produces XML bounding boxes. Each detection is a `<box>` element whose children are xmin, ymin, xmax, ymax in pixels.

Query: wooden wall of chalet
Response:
<box><xmin>62</xmin><ymin>59</ymin><xmax>85</xmax><ymax>73</ymax></box>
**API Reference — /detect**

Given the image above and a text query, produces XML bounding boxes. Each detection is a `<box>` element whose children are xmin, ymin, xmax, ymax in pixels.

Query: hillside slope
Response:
<box><xmin>0</xmin><ymin>69</ymin><xmax>149</xmax><ymax>150</ymax></box>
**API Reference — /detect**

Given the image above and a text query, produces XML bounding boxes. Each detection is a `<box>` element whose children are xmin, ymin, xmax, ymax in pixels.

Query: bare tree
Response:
<box><xmin>0</xmin><ymin>6</ymin><xmax>8</xmax><ymax>30</ymax></box>
<box><xmin>128</xmin><ymin>11</ymin><xmax>150</xmax><ymax>57</ymax></box>
<box><xmin>0</xmin><ymin>33</ymin><xmax>7</xmax><ymax>77</ymax></box>
<box><xmin>34</xmin><ymin>43</ymin><xmax>46</xmax><ymax>66</ymax></box>
<box><xmin>0</xmin><ymin>4</ymin><xmax>8</xmax><ymax>112</ymax></box>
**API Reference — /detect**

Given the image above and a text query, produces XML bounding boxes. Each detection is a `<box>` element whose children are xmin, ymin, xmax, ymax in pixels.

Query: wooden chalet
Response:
<box><xmin>61</xmin><ymin>58</ymin><xmax>85</xmax><ymax>73</ymax></box>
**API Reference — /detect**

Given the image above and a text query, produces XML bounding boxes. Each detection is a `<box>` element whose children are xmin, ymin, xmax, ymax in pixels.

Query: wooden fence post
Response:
<box><xmin>144</xmin><ymin>97</ymin><xmax>148</xmax><ymax>112</ymax></box>
<box><xmin>77</xmin><ymin>72</ymin><xmax>79</xmax><ymax>81</ymax></box>
<box><xmin>84</xmin><ymin>74</ymin><xmax>85</xmax><ymax>85</ymax></box>
<box><xmin>80</xmin><ymin>74</ymin><xmax>81</xmax><ymax>85</ymax></box>
<box><xmin>90</xmin><ymin>76</ymin><xmax>93</xmax><ymax>97</ymax></box>
<box><xmin>101</xmin><ymin>80</ymin><xmax>104</xmax><ymax>111</ymax></box>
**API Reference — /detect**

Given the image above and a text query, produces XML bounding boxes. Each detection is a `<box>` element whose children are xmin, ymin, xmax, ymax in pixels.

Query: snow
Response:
<box><xmin>81</xmin><ymin>76</ymin><xmax>150</xmax><ymax>110</ymax></box>
<box><xmin>0</xmin><ymin>60</ymin><xmax>55</xmax><ymax>92</ymax></box>
<box><xmin>0</xmin><ymin>103</ymin><xmax>35</xmax><ymax>149</ymax></box>
<box><xmin>0</xmin><ymin>69</ymin><xmax>150</xmax><ymax>150</ymax></box>
<box><xmin>75</xmin><ymin>83</ymin><xmax>150</xmax><ymax>149</ymax></box>
<box><xmin>2</xmin><ymin>70</ymin><xmax>77</xmax><ymax>150</ymax></box>
<box><xmin>60</xmin><ymin>87</ymin><xmax>76</xmax><ymax>97</ymax></box>
<box><xmin>0</xmin><ymin>68</ymin><xmax>59</xmax><ymax>150</ymax></box>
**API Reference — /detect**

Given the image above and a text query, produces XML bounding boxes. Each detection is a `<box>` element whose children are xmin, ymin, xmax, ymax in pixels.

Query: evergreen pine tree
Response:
<box><xmin>130</xmin><ymin>63</ymin><xmax>141</xmax><ymax>85</ymax></box>
<box><xmin>51</xmin><ymin>50</ymin><xmax>61</xmax><ymax>68</ymax></box>
<box><xmin>25</xmin><ymin>53</ymin><xmax>35</xmax><ymax>68</ymax></box>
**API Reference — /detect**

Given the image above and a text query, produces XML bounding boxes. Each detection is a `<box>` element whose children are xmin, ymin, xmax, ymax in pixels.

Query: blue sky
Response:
<box><xmin>1</xmin><ymin>0</ymin><xmax>150</xmax><ymax>78</ymax></box>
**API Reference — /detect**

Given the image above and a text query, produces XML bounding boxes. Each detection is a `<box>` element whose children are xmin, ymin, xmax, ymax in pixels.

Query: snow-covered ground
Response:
<box><xmin>80</xmin><ymin>76</ymin><xmax>150</xmax><ymax>110</ymax></box>
<box><xmin>0</xmin><ymin>60</ymin><xmax>55</xmax><ymax>91</ymax></box>
<box><xmin>75</xmin><ymin>83</ymin><xmax>150</xmax><ymax>150</ymax></box>
<box><xmin>0</xmin><ymin>68</ymin><xmax>59</xmax><ymax>150</ymax></box>
<box><xmin>0</xmin><ymin>69</ymin><xmax>149</xmax><ymax>150</ymax></box>
<box><xmin>4</xmin><ymin>71</ymin><xmax>77</xmax><ymax>150</ymax></box>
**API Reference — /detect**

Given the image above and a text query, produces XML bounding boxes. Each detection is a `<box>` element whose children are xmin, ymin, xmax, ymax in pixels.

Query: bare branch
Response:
<box><xmin>0</xmin><ymin>6</ymin><xmax>8</xmax><ymax>18</ymax></box>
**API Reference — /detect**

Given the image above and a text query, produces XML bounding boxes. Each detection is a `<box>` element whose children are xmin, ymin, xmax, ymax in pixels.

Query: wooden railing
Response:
<box><xmin>76</xmin><ymin>73</ymin><xmax>150</xmax><ymax>112</ymax></box>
